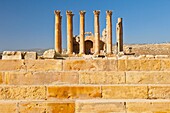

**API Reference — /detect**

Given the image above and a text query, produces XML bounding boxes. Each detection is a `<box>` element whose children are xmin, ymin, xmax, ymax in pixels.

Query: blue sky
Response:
<box><xmin>0</xmin><ymin>0</ymin><xmax>170</xmax><ymax>51</ymax></box>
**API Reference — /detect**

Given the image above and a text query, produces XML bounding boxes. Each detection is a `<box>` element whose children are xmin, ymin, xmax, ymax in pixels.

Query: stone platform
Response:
<box><xmin>0</xmin><ymin>58</ymin><xmax>170</xmax><ymax>112</ymax></box>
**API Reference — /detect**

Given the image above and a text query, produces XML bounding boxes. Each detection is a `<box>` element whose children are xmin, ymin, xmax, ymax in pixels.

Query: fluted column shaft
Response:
<box><xmin>54</xmin><ymin>10</ymin><xmax>62</xmax><ymax>53</ymax></box>
<box><xmin>66</xmin><ymin>11</ymin><xmax>74</xmax><ymax>54</ymax></box>
<box><xmin>106</xmin><ymin>10</ymin><xmax>112</xmax><ymax>54</ymax></box>
<box><xmin>116</xmin><ymin>18</ymin><xmax>123</xmax><ymax>52</ymax></box>
<box><xmin>79</xmin><ymin>11</ymin><xmax>86</xmax><ymax>54</ymax></box>
<box><xmin>94</xmin><ymin>10</ymin><xmax>100</xmax><ymax>55</ymax></box>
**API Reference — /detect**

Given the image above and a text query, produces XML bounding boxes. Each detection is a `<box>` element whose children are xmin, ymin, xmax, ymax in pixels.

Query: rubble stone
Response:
<box><xmin>43</xmin><ymin>49</ymin><xmax>60</xmax><ymax>59</ymax></box>
<box><xmin>2</xmin><ymin>51</ymin><xmax>23</xmax><ymax>60</ymax></box>
<box><xmin>24</xmin><ymin>52</ymin><xmax>37</xmax><ymax>60</ymax></box>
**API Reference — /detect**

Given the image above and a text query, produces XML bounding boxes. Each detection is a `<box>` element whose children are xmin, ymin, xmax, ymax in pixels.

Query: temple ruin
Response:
<box><xmin>54</xmin><ymin>10</ymin><xmax>123</xmax><ymax>55</ymax></box>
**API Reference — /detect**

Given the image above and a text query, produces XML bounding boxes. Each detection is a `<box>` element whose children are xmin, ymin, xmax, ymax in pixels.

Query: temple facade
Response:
<box><xmin>54</xmin><ymin>10</ymin><xmax>123</xmax><ymax>55</ymax></box>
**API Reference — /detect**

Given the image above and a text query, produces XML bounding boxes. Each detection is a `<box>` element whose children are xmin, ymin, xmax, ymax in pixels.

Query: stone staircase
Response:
<box><xmin>0</xmin><ymin>58</ymin><xmax>170</xmax><ymax>113</ymax></box>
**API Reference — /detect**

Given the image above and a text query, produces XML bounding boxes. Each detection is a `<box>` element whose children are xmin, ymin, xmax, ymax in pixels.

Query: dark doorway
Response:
<box><xmin>85</xmin><ymin>40</ymin><xmax>93</xmax><ymax>54</ymax></box>
<box><xmin>73</xmin><ymin>42</ymin><xmax>79</xmax><ymax>54</ymax></box>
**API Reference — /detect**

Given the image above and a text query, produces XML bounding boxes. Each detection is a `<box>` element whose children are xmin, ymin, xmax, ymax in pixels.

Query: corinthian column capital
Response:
<box><xmin>93</xmin><ymin>10</ymin><xmax>100</xmax><ymax>15</ymax></box>
<box><xmin>66</xmin><ymin>10</ymin><xmax>74</xmax><ymax>16</ymax></box>
<box><xmin>54</xmin><ymin>10</ymin><xmax>61</xmax><ymax>15</ymax></box>
<box><xmin>79</xmin><ymin>10</ymin><xmax>86</xmax><ymax>15</ymax></box>
<box><xmin>106</xmin><ymin>10</ymin><xmax>112</xmax><ymax>15</ymax></box>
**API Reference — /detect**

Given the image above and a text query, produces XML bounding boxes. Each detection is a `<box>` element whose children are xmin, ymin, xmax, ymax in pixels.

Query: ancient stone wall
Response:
<box><xmin>0</xmin><ymin>57</ymin><xmax>170</xmax><ymax>112</ymax></box>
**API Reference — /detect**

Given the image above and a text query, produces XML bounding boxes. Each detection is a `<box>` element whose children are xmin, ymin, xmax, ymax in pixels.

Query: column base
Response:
<box><xmin>66</xmin><ymin>52</ymin><xmax>73</xmax><ymax>55</ymax></box>
<box><xmin>93</xmin><ymin>52</ymin><xmax>100</xmax><ymax>55</ymax></box>
<box><xmin>79</xmin><ymin>52</ymin><xmax>85</xmax><ymax>55</ymax></box>
<box><xmin>106</xmin><ymin>52</ymin><xmax>112</xmax><ymax>55</ymax></box>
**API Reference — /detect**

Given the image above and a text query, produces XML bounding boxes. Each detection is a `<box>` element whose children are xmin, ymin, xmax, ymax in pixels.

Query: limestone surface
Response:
<box><xmin>76</xmin><ymin>100</ymin><xmax>125</xmax><ymax>113</ymax></box>
<box><xmin>43</xmin><ymin>49</ymin><xmax>59</xmax><ymax>59</ymax></box>
<box><xmin>47</xmin><ymin>85</ymin><xmax>101</xmax><ymax>99</ymax></box>
<box><xmin>24</xmin><ymin>51</ymin><xmax>37</xmax><ymax>60</ymax></box>
<box><xmin>0</xmin><ymin>102</ymin><xmax>17</xmax><ymax>113</ymax></box>
<box><xmin>0</xmin><ymin>58</ymin><xmax>170</xmax><ymax>112</ymax></box>
<box><xmin>2</xmin><ymin>51</ymin><xmax>23</xmax><ymax>60</ymax></box>
<box><xmin>127</xmin><ymin>102</ymin><xmax>170</xmax><ymax>113</ymax></box>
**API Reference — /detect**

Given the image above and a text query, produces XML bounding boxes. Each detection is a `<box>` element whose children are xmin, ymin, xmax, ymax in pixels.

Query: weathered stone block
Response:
<box><xmin>126</xmin><ymin>60</ymin><xmax>140</xmax><ymax>71</ymax></box>
<box><xmin>118</xmin><ymin>60</ymin><xmax>126</xmax><ymax>71</ymax></box>
<box><xmin>47</xmin><ymin>102</ymin><xmax>75</xmax><ymax>113</ymax></box>
<box><xmin>126</xmin><ymin>71</ymin><xmax>170</xmax><ymax>84</ymax></box>
<box><xmin>95</xmin><ymin>59</ymin><xmax>117</xmax><ymax>71</ymax></box>
<box><xmin>149</xmin><ymin>86</ymin><xmax>170</xmax><ymax>99</ymax></box>
<box><xmin>127</xmin><ymin>102</ymin><xmax>170</xmax><ymax>113</ymax></box>
<box><xmin>33</xmin><ymin>71</ymin><xmax>79</xmax><ymax>85</ymax></box>
<box><xmin>19</xmin><ymin>101</ymin><xmax>75</xmax><ymax>113</ymax></box>
<box><xmin>5</xmin><ymin>86</ymin><xmax>46</xmax><ymax>100</ymax></box>
<box><xmin>5</xmin><ymin>71</ymin><xmax>33</xmax><ymax>85</ymax></box>
<box><xmin>75</xmin><ymin>100</ymin><xmax>125</xmax><ymax>113</ymax></box>
<box><xmin>63</xmin><ymin>60</ymin><xmax>94</xmax><ymax>71</ymax></box>
<box><xmin>102</xmin><ymin>85</ymin><xmax>148</xmax><ymax>99</ymax></box>
<box><xmin>19</xmin><ymin>102</ymin><xmax>46</xmax><ymax>113</ymax></box>
<box><xmin>47</xmin><ymin>86</ymin><xmax>101</xmax><ymax>99</ymax></box>
<box><xmin>2</xmin><ymin>51</ymin><xmax>23</xmax><ymax>60</ymax></box>
<box><xmin>0</xmin><ymin>72</ymin><xmax>4</xmax><ymax>84</ymax></box>
<box><xmin>5</xmin><ymin>71</ymin><xmax>78</xmax><ymax>85</ymax></box>
<box><xmin>24</xmin><ymin>59</ymin><xmax>62</xmax><ymax>71</ymax></box>
<box><xmin>0</xmin><ymin>102</ymin><xmax>17</xmax><ymax>113</ymax></box>
<box><xmin>43</xmin><ymin>49</ymin><xmax>61</xmax><ymax>59</ymax></box>
<box><xmin>0</xmin><ymin>60</ymin><xmax>25</xmax><ymax>71</ymax></box>
<box><xmin>138</xmin><ymin>55</ymin><xmax>146</xmax><ymax>59</ymax></box>
<box><xmin>125</xmin><ymin>59</ymin><xmax>161</xmax><ymax>71</ymax></box>
<box><xmin>79</xmin><ymin>71</ymin><xmax>125</xmax><ymax>84</ymax></box>
<box><xmin>63</xmin><ymin>59</ymin><xmax>117</xmax><ymax>71</ymax></box>
<box><xmin>24</xmin><ymin>52</ymin><xmax>37</xmax><ymax>60</ymax></box>
<box><xmin>155</xmin><ymin>55</ymin><xmax>169</xmax><ymax>59</ymax></box>
<box><xmin>140</xmin><ymin>59</ymin><xmax>161</xmax><ymax>71</ymax></box>
<box><xmin>161</xmin><ymin>59</ymin><xmax>170</xmax><ymax>71</ymax></box>
<box><xmin>145</xmin><ymin>55</ymin><xmax>155</xmax><ymax>59</ymax></box>
<box><xmin>0</xmin><ymin>87</ymin><xmax>6</xmax><ymax>99</ymax></box>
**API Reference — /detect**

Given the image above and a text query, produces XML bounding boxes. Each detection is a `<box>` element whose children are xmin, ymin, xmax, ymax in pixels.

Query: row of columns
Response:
<box><xmin>54</xmin><ymin>10</ymin><xmax>123</xmax><ymax>54</ymax></box>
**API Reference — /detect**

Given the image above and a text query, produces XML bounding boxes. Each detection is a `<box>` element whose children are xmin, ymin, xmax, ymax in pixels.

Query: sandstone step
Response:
<box><xmin>1</xmin><ymin>99</ymin><xmax>170</xmax><ymax>113</ymax></box>
<box><xmin>0</xmin><ymin>100</ymin><xmax>75</xmax><ymax>113</ymax></box>
<box><xmin>0</xmin><ymin>60</ymin><xmax>62</xmax><ymax>71</ymax></box>
<box><xmin>75</xmin><ymin>99</ymin><xmax>170</xmax><ymax>113</ymax></box>
<box><xmin>1</xmin><ymin>59</ymin><xmax>170</xmax><ymax>71</ymax></box>
<box><xmin>47</xmin><ymin>84</ymin><xmax>170</xmax><ymax>100</ymax></box>
<box><xmin>1</xmin><ymin>71</ymin><xmax>170</xmax><ymax>85</ymax></box>
<box><xmin>0</xmin><ymin>71</ymin><xmax>79</xmax><ymax>85</ymax></box>
<box><xmin>1</xmin><ymin>85</ymin><xmax>170</xmax><ymax>100</ymax></box>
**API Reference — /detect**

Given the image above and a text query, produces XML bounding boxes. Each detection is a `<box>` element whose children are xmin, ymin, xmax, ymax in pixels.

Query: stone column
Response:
<box><xmin>66</xmin><ymin>11</ymin><xmax>74</xmax><ymax>54</ymax></box>
<box><xmin>116</xmin><ymin>18</ymin><xmax>123</xmax><ymax>52</ymax></box>
<box><xmin>54</xmin><ymin>10</ymin><xmax>62</xmax><ymax>53</ymax></box>
<box><xmin>106</xmin><ymin>10</ymin><xmax>112</xmax><ymax>54</ymax></box>
<box><xmin>60</xmin><ymin>16</ymin><xmax>62</xmax><ymax>52</ymax></box>
<box><xmin>93</xmin><ymin>10</ymin><xmax>100</xmax><ymax>55</ymax></box>
<box><xmin>79</xmin><ymin>11</ymin><xmax>86</xmax><ymax>54</ymax></box>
